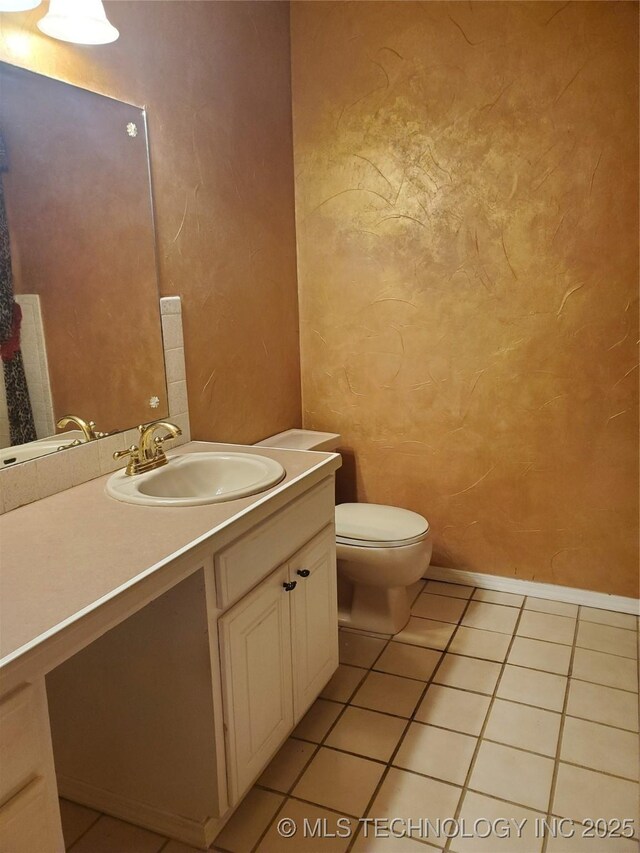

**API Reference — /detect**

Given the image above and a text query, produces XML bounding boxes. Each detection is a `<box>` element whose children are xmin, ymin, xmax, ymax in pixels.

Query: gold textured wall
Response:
<box><xmin>1</xmin><ymin>0</ymin><xmax>301</xmax><ymax>444</ymax></box>
<box><xmin>291</xmin><ymin>1</ymin><xmax>639</xmax><ymax>596</ymax></box>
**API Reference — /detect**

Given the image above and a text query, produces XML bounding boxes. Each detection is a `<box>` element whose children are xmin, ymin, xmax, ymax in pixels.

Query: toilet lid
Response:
<box><xmin>335</xmin><ymin>503</ymin><xmax>429</xmax><ymax>545</ymax></box>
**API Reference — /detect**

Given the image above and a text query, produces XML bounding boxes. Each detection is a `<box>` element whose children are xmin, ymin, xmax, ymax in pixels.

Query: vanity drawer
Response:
<box><xmin>215</xmin><ymin>477</ymin><xmax>335</xmax><ymax>609</ymax></box>
<box><xmin>0</xmin><ymin>684</ymin><xmax>40</xmax><ymax>806</ymax></box>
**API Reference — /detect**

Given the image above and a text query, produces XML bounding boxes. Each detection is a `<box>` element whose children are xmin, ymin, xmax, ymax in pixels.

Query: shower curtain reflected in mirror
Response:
<box><xmin>0</xmin><ymin>130</ymin><xmax>36</xmax><ymax>446</ymax></box>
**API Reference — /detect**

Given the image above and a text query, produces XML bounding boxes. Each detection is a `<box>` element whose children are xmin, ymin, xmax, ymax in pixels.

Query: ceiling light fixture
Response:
<box><xmin>37</xmin><ymin>0</ymin><xmax>118</xmax><ymax>44</ymax></box>
<box><xmin>0</xmin><ymin>0</ymin><xmax>42</xmax><ymax>11</ymax></box>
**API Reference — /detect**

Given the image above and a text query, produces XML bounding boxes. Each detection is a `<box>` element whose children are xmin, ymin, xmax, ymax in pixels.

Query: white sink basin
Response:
<box><xmin>106</xmin><ymin>452</ymin><xmax>286</xmax><ymax>507</ymax></box>
<box><xmin>0</xmin><ymin>434</ymin><xmax>82</xmax><ymax>467</ymax></box>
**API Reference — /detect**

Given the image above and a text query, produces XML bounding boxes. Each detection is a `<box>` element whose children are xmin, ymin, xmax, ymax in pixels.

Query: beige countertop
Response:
<box><xmin>0</xmin><ymin>441</ymin><xmax>340</xmax><ymax>685</ymax></box>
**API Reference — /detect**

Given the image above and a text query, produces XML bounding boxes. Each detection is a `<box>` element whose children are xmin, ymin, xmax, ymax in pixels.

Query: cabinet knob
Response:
<box><xmin>282</xmin><ymin>581</ymin><xmax>297</xmax><ymax>592</ymax></box>
<box><xmin>297</xmin><ymin>569</ymin><xmax>310</xmax><ymax>578</ymax></box>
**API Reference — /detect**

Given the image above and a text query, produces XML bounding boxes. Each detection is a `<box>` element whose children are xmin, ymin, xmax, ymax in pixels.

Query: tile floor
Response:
<box><xmin>61</xmin><ymin>579</ymin><xmax>639</xmax><ymax>853</ymax></box>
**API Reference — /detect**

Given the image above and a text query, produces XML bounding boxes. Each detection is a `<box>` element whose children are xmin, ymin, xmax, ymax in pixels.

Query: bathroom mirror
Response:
<box><xmin>0</xmin><ymin>62</ymin><xmax>168</xmax><ymax>465</ymax></box>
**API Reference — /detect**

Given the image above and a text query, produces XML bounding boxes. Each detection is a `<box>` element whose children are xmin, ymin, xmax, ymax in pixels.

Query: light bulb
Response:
<box><xmin>37</xmin><ymin>0</ymin><xmax>118</xmax><ymax>44</ymax></box>
<box><xmin>0</xmin><ymin>0</ymin><xmax>42</xmax><ymax>11</ymax></box>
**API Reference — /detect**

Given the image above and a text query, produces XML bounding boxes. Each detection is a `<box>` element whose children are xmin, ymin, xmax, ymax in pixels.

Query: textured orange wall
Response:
<box><xmin>291</xmin><ymin>1</ymin><xmax>639</xmax><ymax>596</ymax></box>
<box><xmin>1</xmin><ymin>1</ymin><xmax>301</xmax><ymax>444</ymax></box>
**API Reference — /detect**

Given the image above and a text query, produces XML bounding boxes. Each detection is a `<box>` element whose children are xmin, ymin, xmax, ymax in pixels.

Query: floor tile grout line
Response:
<box><xmin>444</xmin><ymin>596</ymin><xmax>548</xmax><ymax>851</ymax></box>
<box><xmin>559</xmin><ymin>708</ymin><xmax>640</xmax><ymax>735</ymax></box>
<box><xmin>442</xmin><ymin>595</ymin><xmax>530</xmax><ymax>853</ymax></box>
<box><xmin>65</xmin><ymin>810</ymin><xmax>104</xmax><ymax>852</ymax></box>
<box><xmin>344</xmin><ymin>589</ymin><xmax>481</xmax><ymax>853</ymax></box>
<box><xmin>343</xmin><ymin>624</ymin><xmax>639</xmax><ymax>670</ymax></box>
<box><xmin>541</xmin><ymin>606</ymin><xmax>580</xmax><ymax>853</ymax></box>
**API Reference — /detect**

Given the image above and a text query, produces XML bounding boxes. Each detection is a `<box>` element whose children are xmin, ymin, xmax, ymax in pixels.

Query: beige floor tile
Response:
<box><xmin>576</xmin><ymin>621</ymin><xmax>637</xmax><ymax>659</ymax></box>
<box><xmin>352</xmin><ymin>831</ymin><xmax>436</xmax><ymax>852</ymax></box>
<box><xmin>566</xmin><ymin>679</ymin><xmax>639</xmax><ymax>731</ymax></box>
<box><xmin>411</xmin><ymin>593</ymin><xmax>467</xmax><ymax>623</ymax></box>
<box><xmin>497</xmin><ymin>665</ymin><xmax>567</xmax><ymax>711</ymax></box>
<box><xmin>425</xmin><ymin>581</ymin><xmax>474</xmax><ymax>600</ymax></box>
<box><xmin>293</xmin><ymin>747</ymin><xmax>385</xmax><ymax>816</ymax></box>
<box><xmin>395</xmin><ymin>616</ymin><xmax>456</xmax><ymax>650</ymax></box>
<box><xmin>433</xmin><ymin>653</ymin><xmax>502</xmax><ymax>695</ymax></box>
<box><xmin>59</xmin><ymin>799</ymin><xmax>100</xmax><ymax>849</ymax></box>
<box><xmin>484</xmin><ymin>698</ymin><xmax>561</xmax><ymax>756</ymax></box>
<box><xmin>508</xmin><ymin>636</ymin><xmax>572</xmax><ymax>675</ymax></box>
<box><xmin>321</xmin><ymin>664</ymin><xmax>367</xmax><ymax>703</ymax></box>
<box><xmin>258</xmin><ymin>738</ymin><xmax>317</xmax><ymax>792</ymax></box>
<box><xmin>68</xmin><ymin>816</ymin><xmax>166</xmax><ymax>853</ymax></box>
<box><xmin>448</xmin><ymin>626</ymin><xmax>511</xmax><ymax>662</ymax></box>
<box><xmin>552</xmin><ymin>763</ymin><xmax>639</xmax><ymax>826</ymax></box>
<box><xmin>572</xmin><ymin>648</ymin><xmax>638</xmax><ymax>692</ymax></box>
<box><xmin>579</xmin><ymin>606</ymin><xmax>638</xmax><ymax>630</ymax></box>
<box><xmin>471</xmin><ymin>588</ymin><xmax>524</xmax><ymax>607</ymax></box>
<box><xmin>469</xmin><ymin>740</ymin><xmax>554</xmax><ymax>811</ymax></box>
<box><xmin>374</xmin><ymin>642</ymin><xmax>441</xmax><ymax>681</ymax></box>
<box><xmin>325</xmin><ymin>705</ymin><xmax>406</xmax><ymax>762</ymax></box>
<box><xmin>215</xmin><ymin>787</ymin><xmax>284</xmax><ymax>852</ymax></box>
<box><xmin>394</xmin><ymin>722</ymin><xmax>476</xmax><ymax>785</ymax></box>
<box><xmin>560</xmin><ymin>716</ymin><xmax>639</xmax><ymax>780</ymax></box>
<box><xmin>163</xmin><ymin>842</ymin><xmax>202</xmax><ymax>853</ymax></box>
<box><xmin>338</xmin><ymin>631</ymin><xmax>387</xmax><ymax>667</ymax></box>
<box><xmin>352</xmin><ymin>671</ymin><xmax>425</xmax><ymax>717</ymax></box>
<box><xmin>517</xmin><ymin>610</ymin><xmax>576</xmax><ymax>645</ymax></box>
<box><xmin>415</xmin><ymin>684</ymin><xmax>491</xmax><ymax>736</ymax></box>
<box><xmin>293</xmin><ymin>699</ymin><xmax>343</xmax><ymax>742</ymax></box>
<box><xmin>451</xmin><ymin>791</ymin><xmax>543</xmax><ymax>853</ymax></box>
<box><xmin>524</xmin><ymin>597</ymin><xmax>578</xmax><ymax>618</ymax></box>
<box><xmin>545</xmin><ymin>825</ymin><xmax>640</xmax><ymax>851</ymax></box>
<box><xmin>368</xmin><ymin>767</ymin><xmax>462</xmax><ymax>836</ymax></box>
<box><xmin>256</xmin><ymin>798</ymin><xmax>354</xmax><ymax>853</ymax></box>
<box><xmin>461</xmin><ymin>601</ymin><xmax>520</xmax><ymax>635</ymax></box>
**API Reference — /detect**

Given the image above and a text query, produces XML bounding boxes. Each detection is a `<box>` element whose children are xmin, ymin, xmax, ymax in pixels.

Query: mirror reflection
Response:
<box><xmin>0</xmin><ymin>63</ymin><xmax>168</xmax><ymax>466</ymax></box>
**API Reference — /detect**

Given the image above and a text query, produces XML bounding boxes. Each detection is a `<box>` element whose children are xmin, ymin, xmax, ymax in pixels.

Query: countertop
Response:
<box><xmin>0</xmin><ymin>441</ymin><xmax>340</xmax><ymax>687</ymax></box>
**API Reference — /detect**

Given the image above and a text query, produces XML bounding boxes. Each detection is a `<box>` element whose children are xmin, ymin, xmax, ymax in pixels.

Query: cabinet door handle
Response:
<box><xmin>297</xmin><ymin>569</ymin><xmax>310</xmax><ymax>578</ymax></box>
<box><xmin>283</xmin><ymin>581</ymin><xmax>297</xmax><ymax>592</ymax></box>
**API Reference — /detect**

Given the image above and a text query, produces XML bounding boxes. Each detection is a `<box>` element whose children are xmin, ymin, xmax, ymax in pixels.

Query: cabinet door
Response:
<box><xmin>290</xmin><ymin>525</ymin><xmax>339</xmax><ymax>721</ymax></box>
<box><xmin>218</xmin><ymin>564</ymin><xmax>294</xmax><ymax>804</ymax></box>
<box><xmin>0</xmin><ymin>777</ymin><xmax>62</xmax><ymax>853</ymax></box>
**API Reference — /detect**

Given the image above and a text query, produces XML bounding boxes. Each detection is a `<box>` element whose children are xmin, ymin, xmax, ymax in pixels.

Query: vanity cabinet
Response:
<box><xmin>42</xmin><ymin>473</ymin><xmax>338</xmax><ymax>850</ymax></box>
<box><xmin>0</xmin><ymin>682</ymin><xmax>64</xmax><ymax>853</ymax></box>
<box><xmin>220</xmin><ymin>525</ymin><xmax>337</xmax><ymax>803</ymax></box>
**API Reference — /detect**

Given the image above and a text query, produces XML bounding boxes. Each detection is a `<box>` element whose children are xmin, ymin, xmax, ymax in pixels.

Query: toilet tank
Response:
<box><xmin>254</xmin><ymin>428</ymin><xmax>341</xmax><ymax>453</ymax></box>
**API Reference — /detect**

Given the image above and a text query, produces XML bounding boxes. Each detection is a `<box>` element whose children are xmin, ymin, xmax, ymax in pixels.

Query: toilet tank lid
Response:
<box><xmin>335</xmin><ymin>503</ymin><xmax>429</xmax><ymax>544</ymax></box>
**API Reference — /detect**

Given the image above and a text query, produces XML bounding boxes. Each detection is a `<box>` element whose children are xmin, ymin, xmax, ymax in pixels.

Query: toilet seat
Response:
<box><xmin>335</xmin><ymin>503</ymin><xmax>430</xmax><ymax>549</ymax></box>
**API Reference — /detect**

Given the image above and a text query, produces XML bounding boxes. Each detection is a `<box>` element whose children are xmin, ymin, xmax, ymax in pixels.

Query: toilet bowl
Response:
<box><xmin>336</xmin><ymin>503</ymin><xmax>432</xmax><ymax>634</ymax></box>
<box><xmin>254</xmin><ymin>429</ymin><xmax>433</xmax><ymax>635</ymax></box>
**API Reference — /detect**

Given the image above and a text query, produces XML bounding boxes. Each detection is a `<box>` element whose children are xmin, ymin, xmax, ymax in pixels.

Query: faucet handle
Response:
<box><xmin>113</xmin><ymin>444</ymin><xmax>139</xmax><ymax>460</ymax></box>
<box><xmin>113</xmin><ymin>444</ymin><xmax>143</xmax><ymax>476</ymax></box>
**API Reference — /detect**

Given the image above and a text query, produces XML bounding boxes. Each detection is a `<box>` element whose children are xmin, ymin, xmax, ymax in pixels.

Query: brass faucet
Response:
<box><xmin>113</xmin><ymin>420</ymin><xmax>182</xmax><ymax>476</ymax></box>
<box><xmin>56</xmin><ymin>415</ymin><xmax>100</xmax><ymax>442</ymax></box>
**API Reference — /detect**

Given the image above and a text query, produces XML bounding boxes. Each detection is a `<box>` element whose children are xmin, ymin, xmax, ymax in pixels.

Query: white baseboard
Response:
<box><xmin>425</xmin><ymin>566</ymin><xmax>639</xmax><ymax>616</ymax></box>
<box><xmin>58</xmin><ymin>775</ymin><xmax>216</xmax><ymax>850</ymax></box>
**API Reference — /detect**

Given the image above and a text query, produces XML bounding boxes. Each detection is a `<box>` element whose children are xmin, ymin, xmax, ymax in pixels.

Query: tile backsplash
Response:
<box><xmin>0</xmin><ymin>297</ymin><xmax>191</xmax><ymax>515</ymax></box>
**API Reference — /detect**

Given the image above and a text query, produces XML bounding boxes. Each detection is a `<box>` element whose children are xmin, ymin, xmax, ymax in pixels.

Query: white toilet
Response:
<box><xmin>255</xmin><ymin>429</ymin><xmax>433</xmax><ymax>635</ymax></box>
<box><xmin>335</xmin><ymin>502</ymin><xmax>432</xmax><ymax>634</ymax></box>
